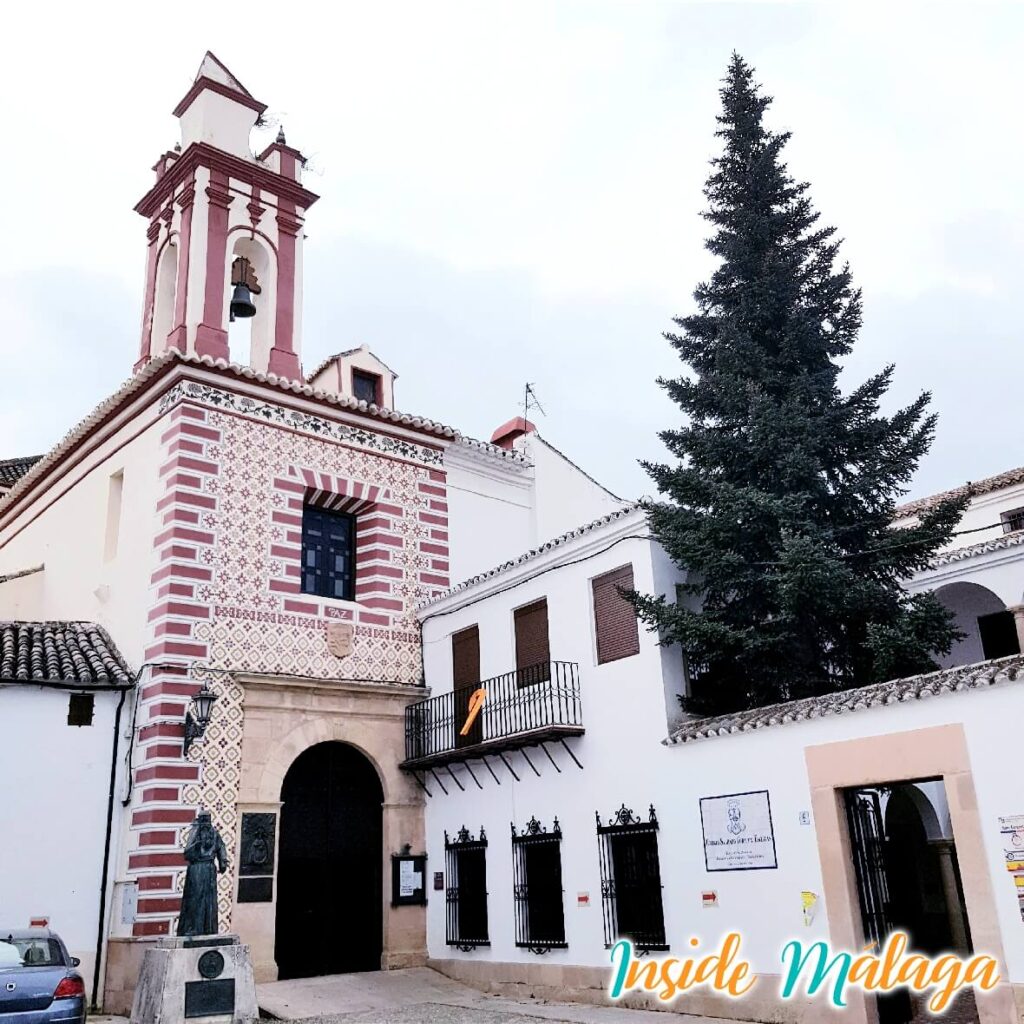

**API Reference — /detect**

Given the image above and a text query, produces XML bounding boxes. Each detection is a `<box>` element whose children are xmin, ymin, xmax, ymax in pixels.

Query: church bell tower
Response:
<box><xmin>133</xmin><ymin>52</ymin><xmax>318</xmax><ymax>380</ymax></box>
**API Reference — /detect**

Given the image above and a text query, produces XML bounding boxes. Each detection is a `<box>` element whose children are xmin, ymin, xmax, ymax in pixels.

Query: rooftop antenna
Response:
<box><xmin>523</xmin><ymin>382</ymin><xmax>545</xmax><ymax>420</ymax></box>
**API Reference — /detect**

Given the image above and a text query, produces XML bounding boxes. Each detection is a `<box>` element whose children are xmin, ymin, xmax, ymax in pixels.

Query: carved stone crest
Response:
<box><xmin>326</xmin><ymin>621</ymin><xmax>355</xmax><ymax>658</ymax></box>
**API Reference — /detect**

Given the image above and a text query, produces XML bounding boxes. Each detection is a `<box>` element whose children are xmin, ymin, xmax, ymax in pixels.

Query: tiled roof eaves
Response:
<box><xmin>0</xmin><ymin>456</ymin><xmax>42</xmax><ymax>487</ymax></box>
<box><xmin>306</xmin><ymin>348</ymin><xmax>399</xmax><ymax>382</ymax></box>
<box><xmin>418</xmin><ymin>504</ymin><xmax>644</xmax><ymax>608</ymax></box>
<box><xmin>0</xmin><ymin>351</ymin><xmax>464</xmax><ymax>514</ymax></box>
<box><xmin>664</xmin><ymin>654</ymin><xmax>1024</xmax><ymax>746</ymax></box>
<box><xmin>452</xmin><ymin>435</ymin><xmax>530</xmax><ymax>465</ymax></box>
<box><xmin>0</xmin><ymin>621</ymin><xmax>134</xmax><ymax>688</ymax></box>
<box><xmin>927</xmin><ymin>530</ymin><xmax>1024</xmax><ymax>568</ymax></box>
<box><xmin>895</xmin><ymin>466</ymin><xmax>1024</xmax><ymax>518</ymax></box>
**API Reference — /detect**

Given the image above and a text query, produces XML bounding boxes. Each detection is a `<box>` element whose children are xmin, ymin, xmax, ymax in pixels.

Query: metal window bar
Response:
<box><xmin>445</xmin><ymin>827</ymin><xmax>490</xmax><ymax>949</ymax></box>
<box><xmin>596</xmin><ymin>805</ymin><xmax>667</xmax><ymax>952</ymax></box>
<box><xmin>511</xmin><ymin>816</ymin><xmax>567</xmax><ymax>952</ymax></box>
<box><xmin>844</xmin><ymin>789</ymin><xmax>894</xmax><ymax>945</ymax></box>
<box><xmin>403</xmin><ymin>661</ymin><xmax>581</xmax><ymax>763</ymax></box>
<box><xmin>1003</xmin><ymin>508</ymin><xmax>1024</xmax><ymax>534</ymax></box>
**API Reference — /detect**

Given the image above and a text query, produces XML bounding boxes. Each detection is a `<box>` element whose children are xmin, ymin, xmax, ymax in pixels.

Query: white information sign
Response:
<box><xmin>700</xmin><ymin>790</ymin><xmax>777</xmax><ymax>872</ymax></box>
<box><xmin>399</xmin><ymin>859</ymin><xmax>417</xmax><ymax>897</ymax></box>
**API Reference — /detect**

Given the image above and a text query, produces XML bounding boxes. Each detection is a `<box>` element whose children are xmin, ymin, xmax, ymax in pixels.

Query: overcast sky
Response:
<box><xmin>1</xmin><ymin>3</ymin><xmax>1021</xmax><ymax>504</ymax></box>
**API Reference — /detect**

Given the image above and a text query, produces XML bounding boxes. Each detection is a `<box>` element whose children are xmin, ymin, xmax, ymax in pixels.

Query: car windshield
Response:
<box><xmin>0</xmin><ymin>939</ymin><xmax>63</xmax><ymax>968</ymax></box>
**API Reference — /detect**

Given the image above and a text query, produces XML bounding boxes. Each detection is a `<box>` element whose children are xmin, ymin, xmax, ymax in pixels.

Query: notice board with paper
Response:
<box><xmin>391</xmin><ymin>852</ymin><xmax>428</xmax><ymax>906</ymax></box>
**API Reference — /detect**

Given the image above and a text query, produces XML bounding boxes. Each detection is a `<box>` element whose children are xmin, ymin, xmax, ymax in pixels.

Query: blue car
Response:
<box><xmin>0</xmin><ymin>930</ymin><xmax>85</xmax><ymax>1024</ymax></box>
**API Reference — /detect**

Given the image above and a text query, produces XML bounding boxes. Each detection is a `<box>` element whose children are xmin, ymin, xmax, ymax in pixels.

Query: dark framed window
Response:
<box><xmin>352</xmin><ymin>370</ymin><xmax>381</xmax><ymax>405</ymax></box>
<box><xmin>1001</xmin><ymin>508</ymin><xmax>1024</xmax><ymax>534</ymax></box>
<box><xmin>445</xmin><ymin>826</ymin><xmax>489</xmax><ymax>948</ymax></box>
<box><xmin>596</xmin><ymin>804</ymin><xmax>667</xmax><ymax>952</ymax></box>
<box><xmin>592</xmin><ymin>564</ymin><xmax>640</xmax><ymax>664</ymax></box>
<box><xmin>301</xmin><ymin>505</ymin><xmax>356</xmax><ymax>601</ymax></box>
<box><xmin>452</xmin><ymin>625</ymin><xmax>482</xmax><ymax>748</ymax></box>
<box><xmin>513</xmin><ymin>599</ymin><xmax>551</xmax><ymax>687</ymax></box>
<box><xmin>978</xmin><ymin>610</ymin><xmax>1020</xmax><ymax>660</ymax></box>
<box><xmin>511</xmin><ymin>816</ymin><xmax>566</xmax><ymax>951</ymax></box>
<box><xmin>67</xmin><ymin>692</ymin><xmax>95</xmax><ymax>727</ymax></box>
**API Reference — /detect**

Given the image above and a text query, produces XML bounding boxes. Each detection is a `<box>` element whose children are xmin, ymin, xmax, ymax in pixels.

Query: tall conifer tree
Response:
<box><xmin>634</xmin><ymin>55</ymin><xmax>967</xmax><ymax>715</ymax></box>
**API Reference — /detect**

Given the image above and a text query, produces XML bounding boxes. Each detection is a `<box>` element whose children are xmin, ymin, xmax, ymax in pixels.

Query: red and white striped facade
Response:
<box><xmin>127</xmin><ymin>371</ymin><xmax>453</xmax><ymax>938</ymax></box>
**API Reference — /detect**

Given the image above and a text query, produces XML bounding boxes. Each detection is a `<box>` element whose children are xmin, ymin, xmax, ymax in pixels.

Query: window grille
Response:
<box><xmin>445</xmin><ymin>826</ymin><xmax>489</xmax><ymax>949</ymax></box>
<box><xmin>592</xmin><ymin>564</ymin><xmax>640</xmax><ymax>664</ymax></box>
<box><xmin>301</xmin><ymin>505</ymin><xmax>356</xmax><ymax>601</ymax></box>
<box><xmin>596</xmin><ymin>804</ymin><xmax>667</xmax><ymax>952</ymax></box>
<box><xmin>1002</xmin><ymin>507</ymin><xmax>1024</xmax><ymax>534</ymax></box>
<box><xmin>511</xmin><ymin>816</ymin><xmax>566</xmax><ymax>952</ymax></box>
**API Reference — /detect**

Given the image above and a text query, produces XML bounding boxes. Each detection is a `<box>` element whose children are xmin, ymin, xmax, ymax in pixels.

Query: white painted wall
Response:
<box><xmin>420</xmin><ymin>506</ymin><xmax>1024</xmax><ymax>994</ymax></box>
<box><xmin>443</xmin><ymin>432</ymin><xmax>628</xmax><ymax>588</ymax></box>
<box><xmin>0</xmin><ymin>418</ymin><xmax>163</xmax><ymax>669</ymax></box>
<box><xmin>0</xmin><ymin>685</ymin><xmax>130</xmax><ymax>992</ymax></box>
<box><xmin>517</xmin><ymin>433</ymin><xmax>627</xmax><ymax>543</ymax></box>
<box><xmin>422</xmin><ymin>671</ymin><xmax>1024</xmax><ymax>985</ymax></box>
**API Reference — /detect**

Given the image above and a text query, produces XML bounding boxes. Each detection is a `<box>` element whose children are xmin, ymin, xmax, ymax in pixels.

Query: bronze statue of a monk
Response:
<box><xmin>176</xmin><ymin>811</ymin><xmax>228</xmax><ymax>937</ymax></box>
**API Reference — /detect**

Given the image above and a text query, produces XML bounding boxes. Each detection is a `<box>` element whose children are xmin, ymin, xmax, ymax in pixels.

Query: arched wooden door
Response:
<box><xmin>275</xmin><ymin>742</ymin><xmax>384</xmax><ymax>978</ymax></box>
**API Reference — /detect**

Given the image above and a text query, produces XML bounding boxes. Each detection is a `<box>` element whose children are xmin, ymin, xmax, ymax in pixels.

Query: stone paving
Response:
<box><xmin>255</xmin><ymin>967</ymin><xmax>744</xmax><ymax>1024</ymax></box>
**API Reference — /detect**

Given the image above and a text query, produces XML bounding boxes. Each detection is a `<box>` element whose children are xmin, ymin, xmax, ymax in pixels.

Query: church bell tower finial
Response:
<box><xmin>132</xmin><ymin>52</ymin><xmax>319</xmax><ymax>381</ymax></box>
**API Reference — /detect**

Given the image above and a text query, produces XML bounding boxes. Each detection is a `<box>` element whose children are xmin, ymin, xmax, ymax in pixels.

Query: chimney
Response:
<box><xmin>490</xmin><ymin>417</ymin><xmax>536</xmax><ymax>451</ymax></box>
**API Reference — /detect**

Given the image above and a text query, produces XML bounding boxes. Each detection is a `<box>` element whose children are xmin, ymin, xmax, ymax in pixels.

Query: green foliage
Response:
<box><xmin>635</xmin><ymin>54</ymin><xmax>966</xmax><ymax>716</ymax></box>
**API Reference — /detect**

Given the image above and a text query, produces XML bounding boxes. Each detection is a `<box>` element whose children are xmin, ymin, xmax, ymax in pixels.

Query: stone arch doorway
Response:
<box><xmin>275</xmin><ymin>741</ymin><xmax>384</xmax><ymax>979</ymax></box>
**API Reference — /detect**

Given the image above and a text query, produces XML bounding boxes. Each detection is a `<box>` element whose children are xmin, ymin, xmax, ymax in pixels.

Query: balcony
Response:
<box><xmin>401</xmin><ymin>661</ymin><xmax>583</xmax><ymax>770</ymax></box>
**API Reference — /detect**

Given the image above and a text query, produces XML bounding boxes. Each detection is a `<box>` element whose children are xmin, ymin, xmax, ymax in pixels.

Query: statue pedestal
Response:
<box><xmin>130</xmin><ymin>934</ymin><xmax>258</xmax><ymax>1024</ymax></box>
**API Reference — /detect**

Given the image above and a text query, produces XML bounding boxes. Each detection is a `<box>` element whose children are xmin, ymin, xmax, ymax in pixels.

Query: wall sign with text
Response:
<box><xmin>699</xmin><ymin>790</ymin><xmax>777</xmax><ymax>871</ymax></box>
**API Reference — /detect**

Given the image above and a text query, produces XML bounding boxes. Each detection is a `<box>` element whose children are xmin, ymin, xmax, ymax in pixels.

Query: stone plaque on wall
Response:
<box><xmin>239</xmin><ymin>813</ymin><xmax>275</xmax><ymax>876</ymax></box>
<box><xmin>326</xmin><ymin>621</ymin><xmax>355</xmax><ymax>658</ymax></box>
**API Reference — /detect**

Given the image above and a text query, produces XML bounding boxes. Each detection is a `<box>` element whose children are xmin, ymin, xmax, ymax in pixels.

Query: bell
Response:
<box><xmin>229</xmin><ymin>282</ymin><xmax>256</xmax><ymax>321</ymax></box>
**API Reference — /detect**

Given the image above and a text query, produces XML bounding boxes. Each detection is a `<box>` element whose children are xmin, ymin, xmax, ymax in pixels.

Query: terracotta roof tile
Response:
<box><xmin>895</xmin><ymin>466</ymin><xmax>1024</xmax><ymax>518</ymax></box>
<box><xmin>664</xmin><ymin>654</ymin><xmax>1024</xmax><ymax>746</ymax></box>
<box><xmin>0</xmin><ymin>622</ymin><xmax>133</xmax><ymax>687</ymax></box>
<box><xmin>419</xmin><ymin>504</ymin><xmax>642</xmax><ymax>608</ymax></box>
<box><xmin>0</xmin><ymin>456</ymin><xmax>42</xmax><ymax>489</ymax></box>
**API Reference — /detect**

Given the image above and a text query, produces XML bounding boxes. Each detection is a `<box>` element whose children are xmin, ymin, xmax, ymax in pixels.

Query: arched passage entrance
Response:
<box><xmin>275</xmin><ymin>741</ymin><xmax>384</xmax><ymax>979</ymax></box>
<box><xmin>932</xmin><ymin>581</ymin><xmax>1019</xmax><ymax>667</ymax></box>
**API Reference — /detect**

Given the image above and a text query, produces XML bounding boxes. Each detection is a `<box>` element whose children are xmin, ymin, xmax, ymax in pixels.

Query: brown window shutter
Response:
<box><xmin>514</xmin><ymin>599</ymin><xmax>551</xmax><ymax>685</ymax></box>
<box><xmin>452</xmin><ymin>625</ymin><xmax>480</xmax><ymax>688</ymax></box>
<box><xmin>592</xmin><ymin>564</ymin><xmax>640</xmax><ymax>664</ymax></box>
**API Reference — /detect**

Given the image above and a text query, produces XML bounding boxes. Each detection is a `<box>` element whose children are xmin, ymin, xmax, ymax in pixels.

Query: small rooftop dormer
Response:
<box><xmin>306</xmin><ymin>345</ymin><xmax>398</xmax><ymax>409</ymax></box>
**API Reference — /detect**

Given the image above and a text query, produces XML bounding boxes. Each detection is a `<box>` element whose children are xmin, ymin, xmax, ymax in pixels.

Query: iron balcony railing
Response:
<box><xmin>403</xmin><ymin>661</ymin><xmax>582</xmax><ymax>767</ymax></box>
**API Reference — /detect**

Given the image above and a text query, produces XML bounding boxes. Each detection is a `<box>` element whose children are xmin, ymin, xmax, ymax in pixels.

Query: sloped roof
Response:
<box><xmin>0</xmin><ymin>350</ymin><xmax>464</xmax><ymax>515</ymax></box>
<box><xmin>895</xmin><ymin>465</ymin><xmax>1024</xmax><ymax>519</ymax></box>
<box><xmin>306</xmin><ymin>346</ymin><xmax>399</xmax><ymax>383</ymax></box>
<box><xmin>0</xmin><ymin>456</ymin><xmax>42</xmax><ymax>489</ymax></box>
<box><xmin>419</xmin><ymin>504</ymin><xmax>645</xmax><ymax>609</ymax></box>
<box><xmin>664</xmin><ymin>654</ymin><xmax>1024</xmax><ymax>746</ymax></box>
<box><xmin>0</xmin><ymin>622</ymin><xmax>133</xmax><ymax>688</ymax></box>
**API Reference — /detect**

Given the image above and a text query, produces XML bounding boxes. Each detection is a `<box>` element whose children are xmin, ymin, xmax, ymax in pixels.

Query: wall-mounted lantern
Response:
<box><xmin>183</xmin><ymin>683</ymin><xmax>218</xmax><ymax>755</ymax></box>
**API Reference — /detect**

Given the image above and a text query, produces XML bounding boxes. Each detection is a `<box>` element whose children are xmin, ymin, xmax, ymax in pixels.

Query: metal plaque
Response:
<box><xmin>184</xmin><ymin>978</ymin><xmax>235</xmax><ymax>1018</ymax></box>
<box><xmin>197</xmin><ymin>950</ymin><xmax>225</xmax><ymax>980</ymax></box>
<box><xmin>239</xmin><ymin>813</ymin><xmax>276</xmax><ymax>876</ymax></box>
<box><xmin>326</xmin><ymin>621</ymin><xmax>355</xmax><ymax>658</ymax></box>
<box><xmin>237</xmin><ymin>876</ymin><xmax>273</xmax><ymax>903</ymax></box>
